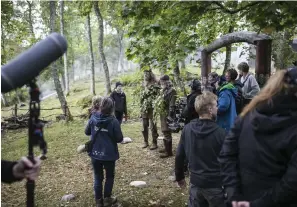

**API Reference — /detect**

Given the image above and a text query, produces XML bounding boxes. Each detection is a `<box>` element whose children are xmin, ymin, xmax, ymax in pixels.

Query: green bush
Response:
<box><xmin>76</xmin><ymin>95</ymin><xmax>93</xmax><ymax>109</ymax></box>
<box><xmin>3</xmin><ymin>88</ymin><xmax>29</xmax><ymax>106</ymax></box>
<box><xmin>125</xmin><ymin>85</ymin><xmax>142</xmax><ymax>119</ymax></box>
<box><xmin>118</xmin><ymin>71</ymin><xmax>143</xmax><ymax>86</ymax></box>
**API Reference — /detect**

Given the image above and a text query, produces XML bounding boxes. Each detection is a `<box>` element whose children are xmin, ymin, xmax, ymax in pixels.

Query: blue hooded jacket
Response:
<box><xmin>85</xmin><ymin>112</ymin><xmax>123</xmax><ymax>161</ymax></box>
<box><xmin>216</xmin><ymin>83</ymin><xmax>238</xmax><ymax>132</ymax></box>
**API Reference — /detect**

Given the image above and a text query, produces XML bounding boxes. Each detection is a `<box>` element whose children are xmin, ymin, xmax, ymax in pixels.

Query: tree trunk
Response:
<box><xmin>179</xmin><ymin>59</ymin><xmax>186</xmax><ymax>70</ymax></box>
<box><xmin>1</xmin><ymin>93</ymin><xmax>8</xmax><ymax>106</ymax></box>
<box><xmin>61</xmin><ymin>72</ymin><xmax>66</xmax><ymax>91</ymax></box>
<box><xmin>86</xmin><ymin>13</ymin><xmax>95</xmax><ymax>95</ymax></box>
<box><xmin>60</xmin><ymin>0</ymin><xmax>69</xmax><ymax>95</ymax></box>
<box><xmin>93</xmin><ymin>1</ymin><xmax>111</xmax><ymax>95</ymax></box>
<box><xmin>15</xmin><ymin>89</ymin><xmax>21</xmax><ymax>104</ymax></box>
<box><xmin>1</xmin><ymin>24</ymin><xmax>6</xmax><ymax>65</ymax></box>
<box><xmin>50</xmin><ymin>1</ymin><xmax>72</xmax><ymax>121</ymax></box>
<box><xmin>223</xmin><ymin>25</ymin><xmax>234</xmax><ymax>75</ymax></box>
<box><xmin>173</xmin><ymin>61</ymin><xmax>187</xmax><ymax>97</ymax></box>
<box><xmin>26</xmin><ymin>0</ymin><xmax>34</xmax><ymax>36</ymax></box>
<box><xmin>116</xmin><ymin>29</ymin><xmax>124</xmax><ymax>72</ymax></box>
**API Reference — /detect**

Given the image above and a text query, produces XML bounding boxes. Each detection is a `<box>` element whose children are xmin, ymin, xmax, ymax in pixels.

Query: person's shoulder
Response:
<box><xmin>216</xmin><ymin>125</ymin><xmax>227</xmax><ymax>135</ymax></box>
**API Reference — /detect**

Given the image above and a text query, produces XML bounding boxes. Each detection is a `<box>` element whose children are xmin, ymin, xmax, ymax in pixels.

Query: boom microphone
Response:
<box><xmin>1</xmin><ymin>33</ymin><xmax>67</xmax><ymax>93</ymax></box>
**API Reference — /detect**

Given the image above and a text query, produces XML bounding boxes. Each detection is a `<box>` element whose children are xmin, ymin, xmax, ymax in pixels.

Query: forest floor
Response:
<box><xmin>1</xmin><ymin>79</ymin><xmax>188</xmax><ymax>207</ymax></box>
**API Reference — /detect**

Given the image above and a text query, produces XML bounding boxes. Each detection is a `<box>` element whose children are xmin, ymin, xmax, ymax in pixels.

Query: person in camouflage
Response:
<box><xmin>140</xmin><ymin>69</ymin><xmax>160</xmax><ymax>150</ymax></box>
<box><xmin>159</xmin><ymin>75</ymin><xmax>177</xmax><ymax>158</ymax></box>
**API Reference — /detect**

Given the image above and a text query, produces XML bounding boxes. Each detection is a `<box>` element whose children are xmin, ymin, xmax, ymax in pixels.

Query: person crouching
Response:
<box><xmin>85</xmin><ymin>97</ymin><xmax>124</xmax><ymax>207</ymax></box>
<box><xmin>175</xmin><ymin>91</ymin><xmax>226</xmax><ymax>207</ymax></box>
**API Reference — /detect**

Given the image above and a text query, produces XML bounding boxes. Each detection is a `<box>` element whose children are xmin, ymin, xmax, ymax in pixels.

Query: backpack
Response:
<box><xmin>234</xmin><ymin>83</ymin><xmax>244</xmax><ymax>115</ymax></box>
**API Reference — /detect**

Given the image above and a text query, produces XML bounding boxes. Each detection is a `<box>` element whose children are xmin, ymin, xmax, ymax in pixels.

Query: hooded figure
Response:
<box><xmin>175</xmin><ymin>92</ymin><xmax>226</xmax><ymax>207</ymax></box>
<box><xmin>182</xmin><ymin>79</ymin><xmax>202</xmax><ymax>124</ymax></box>
<box><xmin>220</xmin><ymin>67</ymin><xmax>297</xmax><ymax>207</ymax></box>
<box><xmin>140</xmin><ymin>69</ymin><xmax>160</xmax><ymax>150</ymax></box>
<box><xmin>216</xmin><ymin>82</ymin><xmax>238</xmax><ymax>132</ymax></box>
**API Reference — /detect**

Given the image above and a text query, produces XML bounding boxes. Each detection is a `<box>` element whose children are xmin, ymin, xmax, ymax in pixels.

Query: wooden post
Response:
<box><xmin>201</xmin><ymin>50</ymin><xmax>212</xmax><ymax>88</ymax></box>
<box><xmin>14</xmin><ymin>104</ymin><xmax>18</xmax><ymax>117</ymax></box>
<box><xmin>255</xmin><ymin>39</ymin><xmax>272</xmax><ymax>87</ymax></box>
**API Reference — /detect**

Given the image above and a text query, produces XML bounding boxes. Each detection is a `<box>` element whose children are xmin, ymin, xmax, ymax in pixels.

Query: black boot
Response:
<box><xmin>160</xmin><ymin>140</ymin><xmax>173</xmax><ymax>158</ymax></box>
<box><xmin>142</xmin><ymin>131</ymin><xmax>149</xmax><ymax>149</ymax></box>
<box><xmin>159</xmin><ymin>139</ymin><xmax>166</xmax><ymax>153</ymax></box>
<box><xmin>149</xmin><ymin>137</ymin><xmax>158</xmax><ymax>150</ymax></box>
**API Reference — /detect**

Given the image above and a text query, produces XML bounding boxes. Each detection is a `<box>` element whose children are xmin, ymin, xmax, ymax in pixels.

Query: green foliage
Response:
<box><xmin>139</xmin><ymin>84</ymin><xmax>161</xmax><ymax>114</ymax></box>
<box><xmin>76</xmin><ymin>94</ymin><xmax>93</xmax><ymax>109</ymax></box>
<box><xmin>271</xmin><ymin>30</ymin><xmax>297</xmax><ymax>70</ymax></box>
<box><xmin>4</xmin><ymin>88</ymin><xmax>29</xmax><ymax>106</ymax></box>
<box><xmin>153</xmin><ymin>92</ymin><xmax>167</xmax><ymax>121</ymax></box>
<box><xmin>118</xmin><ymin>71</ymin><xmax>143</xmax><ymax>86</ymax></box>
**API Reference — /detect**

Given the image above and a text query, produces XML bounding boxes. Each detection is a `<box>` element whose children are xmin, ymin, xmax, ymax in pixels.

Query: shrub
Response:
<box><xmin>76</xmin><ymin>95</ymin><xmax>93</xmax><ymax>109</ymax></box>
<box><xmin>119</xmin><ymin>71</ymin><xmax>143</xmax><ymax>86</ymax></box>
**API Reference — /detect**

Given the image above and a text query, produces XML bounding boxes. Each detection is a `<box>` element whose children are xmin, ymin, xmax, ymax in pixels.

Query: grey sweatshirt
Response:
<box><xmin>240</xmin><ymin>73</ymin><xmax>260</xmax><ymax>99</ymax></box>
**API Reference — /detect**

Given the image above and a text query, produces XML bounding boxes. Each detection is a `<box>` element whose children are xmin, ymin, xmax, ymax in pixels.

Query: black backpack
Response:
<box><xmin>234</xmin><ymin>83</ymin><xmax>244</xmax><ymax>115</ymax></box>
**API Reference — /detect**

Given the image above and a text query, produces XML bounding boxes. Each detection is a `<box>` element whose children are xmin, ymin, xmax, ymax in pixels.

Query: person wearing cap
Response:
<box><xmin>237</xmin><ymin>62</ymin><xmax>260</xmax><ymax>107</ymax></box>
<box><xmin>159</xmin><ymin>75</ymin><xmax>177</xmax><ymax>158</ymax></box>
<box><xmin>110</xmin><ymin>82</ymin><xmax>127</xmax><ymax>125</ymax></box>
<box><xmin>140</xmin><ymin>69</ymin><xmax>160</xmax><ymax>150</ymax></box>
<box><xmin>182</xmin><ymin>79</ymin><xmax>202</xmax><ymax>124</ymax></box>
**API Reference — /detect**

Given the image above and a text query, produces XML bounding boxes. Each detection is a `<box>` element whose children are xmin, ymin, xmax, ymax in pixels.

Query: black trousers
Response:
<box><xmin>114</xmin><ymin>111</ymin><xmax>123</xmax><ymax>125</ymax></box>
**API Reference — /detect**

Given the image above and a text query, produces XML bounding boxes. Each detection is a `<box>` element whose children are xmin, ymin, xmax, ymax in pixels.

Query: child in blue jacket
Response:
<box><xmin>85</xmin><ymin>97</ymin><xmax>123</xmax><ymax>207</ymax></box>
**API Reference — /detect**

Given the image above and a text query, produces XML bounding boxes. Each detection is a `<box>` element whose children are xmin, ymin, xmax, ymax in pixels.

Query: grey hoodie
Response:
<box><xmin>240</xmin><ymin>73</ymin><xmax>260</xmax><ymax>99</ymax></box>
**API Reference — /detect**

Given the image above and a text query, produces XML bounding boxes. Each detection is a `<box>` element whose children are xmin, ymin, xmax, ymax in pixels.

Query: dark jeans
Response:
<box><xmin>115</xmin><ymin>111</ymin><xmax>123</xmax><ymax>125</ymax></box>
<box><xmin>188</xmin><ymin>184</ymin><xmax>225</xmax><ymax>207</ymax></box>
<box><xmin>91</xmin><ymin>159</ymin><xmax>116</xmax><ymax>199</ymax></box>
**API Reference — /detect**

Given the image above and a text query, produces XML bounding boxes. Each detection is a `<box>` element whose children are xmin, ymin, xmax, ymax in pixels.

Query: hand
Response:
<box><xmin>177</xmin><ymin>179</ymin><xmax>187</xmax><ymax>189</ymax></box>
<box><xmin>232</xmin><ymin>201</ymin><xmax>250</xmax><ymax>207</ymax></box>
<box><xmin>13</xmin><ymin>156</ymin><xmax>41</xmax><ymax>181</ymax></box>
<box><xmin>124</xmin><ymin>115</ymin><xmax>128</xmax><ymax>122</ymax></box>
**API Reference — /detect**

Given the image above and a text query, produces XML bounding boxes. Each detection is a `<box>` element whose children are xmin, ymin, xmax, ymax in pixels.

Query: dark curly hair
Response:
<box><xmin>237</xmin><ymin>62</ymin><xmax>249</xmax><ymax>73</ymax></box>
<box><xmin>226</xmin><ymin>68</ymin><xmax>238</xmax><ymax>81</ymax></box>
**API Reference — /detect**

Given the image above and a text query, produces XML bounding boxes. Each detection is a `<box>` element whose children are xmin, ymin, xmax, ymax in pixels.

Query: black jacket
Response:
<box><xmin>220</xmin><ymin>94</ymin><xmax>297</xmax><ymax>207</ymax></box>
<box><xmin>182</xmin><ymin>91</ymin><xmax>201</xmax><ymax>124</ymax></box>
<box><xmin>175</xmin><ymin>119</ymin><xmax>226</xmax><ymax>188</ymax></box>
<box><xmin>1</xmin><ymin>160</ymin><xmax>22</xmax><ymax>183</ymax></box>
<box><xmin>110</xmin><ymin>91</ymin><xmax>127</xmax><ymax>115</ymax></box>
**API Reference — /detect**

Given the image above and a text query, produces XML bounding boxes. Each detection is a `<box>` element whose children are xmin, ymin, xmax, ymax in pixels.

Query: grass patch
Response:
<box><xmin>1</xmin><ymin>78</ymin><xmax>188</xmax><ymax>207</ymax></box>
<box><xmin>1</xmin><ymin>120</ymin><xmax>188</xmax><ymax>207</ymax></box>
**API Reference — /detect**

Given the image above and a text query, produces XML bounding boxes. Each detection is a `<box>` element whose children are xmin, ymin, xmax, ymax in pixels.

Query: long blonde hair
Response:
<box><xmin>240</xmin><ymin>70</ymin><xmax>295</xmax><ymax>117</ymax></box>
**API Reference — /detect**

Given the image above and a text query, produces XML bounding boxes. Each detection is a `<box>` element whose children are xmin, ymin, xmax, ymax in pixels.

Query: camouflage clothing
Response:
<box><xmin>160</xmin><ymin>87</ymin><xmax>177</xmax><ymax>133</ymax></box>
<box><xmin>140</xmin><ymin>83</ymin><xmax>160</xmax><ymax>148</ymax></box>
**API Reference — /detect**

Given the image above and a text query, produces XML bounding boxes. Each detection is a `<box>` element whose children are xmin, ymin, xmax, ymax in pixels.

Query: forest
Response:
<box><xmin>1</xmin><ymin>1</ymin><xmax>297</xmax><ymax>207</ymax></box>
